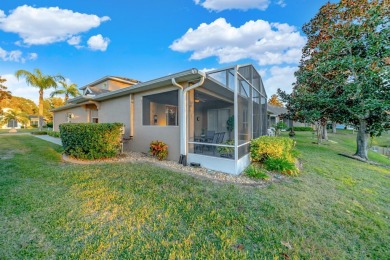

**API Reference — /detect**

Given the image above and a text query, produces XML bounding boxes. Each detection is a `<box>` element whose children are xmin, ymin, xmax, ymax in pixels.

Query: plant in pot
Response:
<box><xmin>217</xmin><ymin>140</ymin><xmax>234</xmax><ymax>158</ymax></box>
<box><xmin>226</xmin><ymin>115</ymin><xmax>234</xmax><ymax>140</ymax></box>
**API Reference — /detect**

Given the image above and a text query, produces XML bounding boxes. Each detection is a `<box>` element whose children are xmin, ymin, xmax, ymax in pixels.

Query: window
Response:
<box><xmin>143</xmin><ymin>90</ymin><xmax>178</xmax><ymax>126</ymax></box>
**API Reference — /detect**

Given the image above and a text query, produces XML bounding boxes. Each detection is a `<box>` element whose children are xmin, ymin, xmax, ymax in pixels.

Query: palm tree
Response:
<box><xmin>50</xmin><ymin>80</ymin><xmax>80</xmax><ymax>101</ymax></box>
<box><xmin>0</xmin><ymin>109</ymin><xmax>29</xmax><ymax>132</ymax></box>
<box><xmin>15</xmin><ymin>69</ymin><xmax>64</xmax><ymax>130</ymax></box>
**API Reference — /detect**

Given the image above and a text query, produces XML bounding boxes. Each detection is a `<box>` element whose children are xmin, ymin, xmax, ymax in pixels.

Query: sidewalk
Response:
<box><xmin>33</xmin><ymin>135</ymin><xmax>62</xmax><ymax>146</ymax></box>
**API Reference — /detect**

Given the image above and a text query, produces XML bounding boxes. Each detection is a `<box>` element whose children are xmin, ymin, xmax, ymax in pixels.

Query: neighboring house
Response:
<box><xmin>29</xmin><ymin>115</ymin><xmax>47</xmax><ymax>127</ymax></box>
<box><xmin>267</xmin><ymin>105</ymin><xmax>309</xmax><ymax>129</ymax></box>
<box><xmin>53</xmin><ymin>64</ymin><xmax>268</xmax><ymax>175</ymax></box>
<box><xmin>0</xmin><ymin>108</ymin><xmax>22</xmax><ymax>129</ymax></box>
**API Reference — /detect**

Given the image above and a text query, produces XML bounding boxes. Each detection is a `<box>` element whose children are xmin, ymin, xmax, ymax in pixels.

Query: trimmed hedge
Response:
<box><xmin>287</xmin><ymin>127</ymin><xmax>313</xmax><ymax>131</ymax></box>
<box><xmin>60</xmin><ymin>123</ymin><xmax>123</xmax><ymax>160</ymax></box>
<box><xmin>47</xmin><ymin>131</ymin><xmax>60</xmax><ymax>138</ymax></box>
<box><xmin>31</xmin><ymin>131</ymin><xmax>48</xmax><ymax>135</ymax></box>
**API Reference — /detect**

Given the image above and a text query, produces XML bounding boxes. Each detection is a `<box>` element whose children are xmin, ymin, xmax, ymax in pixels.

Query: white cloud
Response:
<box><xmin>170</xmin><ymin>18</ymin><xmax>305</xmax><ymax>66</ymax></box>
<box><xmin>276</xmin><ymin>0</ymin><xmax>286</xmax><ymax>7</ymax></box>
<box><xmin>28</xmin><ymin>52</ymin><xmax>38</xmax><ymax>60</ymax></box>
<box><xmin>87</xmin><ymin>34</ymin><xmax>110</xmax><ymax>51</ymax></box>
<box><xmin>194</xmin><ymin>0</ymin><xmax>270</xmax><ymax>11</ymax></box>
<box><xmin>67</xmin><ymin>36</ymin><xmax>81</xmax><ymax>46</ymax></box>
<box><xmin>263</xmin><ymin>66</ymin><xmax>297</xmax><ymax>95</ymax></box>
<box><xmin>0</xmin><ymin>5</ymin><xmax>110</xmax><ymax>46</ymax></box>
<box><xmin>0</xmin><ymin>47</ymin><xmax>37</xmax><ymax>63</ymax></box>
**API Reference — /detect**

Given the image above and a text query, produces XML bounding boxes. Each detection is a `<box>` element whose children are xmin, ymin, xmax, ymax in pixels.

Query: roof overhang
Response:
<box><xmin>94</xmin><ymin>69</ymin><xmax>204</xmax><ymax>101</ymax></box>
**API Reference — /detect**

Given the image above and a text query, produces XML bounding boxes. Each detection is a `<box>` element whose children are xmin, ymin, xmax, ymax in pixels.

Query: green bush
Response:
<box><xmin>264</xmin><ymin>157</ymin><xmax>298</xmax><ymax>175</ymax></box>
<box><xmin>46</xmin><ymin>122</ymin><xmax>53</xmax><ymax>128</ymax></box>
<box><xmin>149</xmin><ymin>140</ymin><xmax>168</xmax><ymax>160</ymax></box>
<box><xmin>60</xmin><ymin>123</ymin><xmax>123</xmax><ymax>160</ymax></box>
<box><xmin>244</xmin><ymin>165</ymin><xmax>270</xmax><ymax>180</ymax></box>
<box><xmin>31</xmin><ymin>131</ymin><xmax>48</xmax><ymax>135</ymax></box>
<box><xmin>287</xmin><ymin>127</ymin><xmax>313</xmax><ymax>131</ymax></box>
<box><xmin>48</xmin><ymin>131</ymin><xmax>60</xmax><ymax>138</ymax></box>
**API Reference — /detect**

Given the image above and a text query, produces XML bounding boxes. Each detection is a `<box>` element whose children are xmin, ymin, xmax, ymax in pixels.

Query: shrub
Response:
<box><xmin>31</xmin><ymin>131</ymin><xmax>48</xmax><ymax>135</ymax></box>
<box><xmin>46</xmin><ymin>122</ymin><xmax>53</xmax><ymax>128</ymax></box>
<box><xmin>60</xmin><ymin>123</ymin><xmax>123</xmax><ymax>160</ymax></box>
<box><xmin>250</xmin><ymin>136</ymin><xmax>296</xmax><ymax>163</ymax></box>
<box><xmin>287</xmin><ymin>127</ymin><xmax>313</xmax><ymax>131</ymax></box>
<box><xmin>264</xmin><ymin>157</ymin><xmax>298</xmax><ymax>175</ymax></box>
<box><xmin>244</xmin><ymin>164</ymin><xmax>270</xmax><ymax>180</ymax></box>
<box><xmin>217</xmin><ymin>140</ymin><xmax>234</xmax><ymax>157</ymax></box>
<box><xmin>149</xmin><ymin>140</ymin><xmax>168</xmax><ymax>160</ymax></box>
<box><xmin>48</xmin><ymin>131</ymin><xmax>60</xmax><ymax>138</ymax></box>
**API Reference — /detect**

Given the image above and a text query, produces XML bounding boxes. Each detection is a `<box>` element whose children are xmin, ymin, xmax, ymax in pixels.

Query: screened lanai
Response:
<box><xmin>186</xmin><ymin>64</ymin><xmax>267</xmax><ymax>175</ymax></box>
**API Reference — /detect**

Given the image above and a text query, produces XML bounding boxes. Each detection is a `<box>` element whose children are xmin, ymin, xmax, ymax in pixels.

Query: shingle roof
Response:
<box><xmin>267</xmin><ymin>104</ymin><xmax>287</xmax><ymax>116</ymax></box>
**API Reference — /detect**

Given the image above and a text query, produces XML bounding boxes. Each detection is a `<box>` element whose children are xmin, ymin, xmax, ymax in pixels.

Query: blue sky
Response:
<box><xmin>0</xmin><ymin>0</ymin><xmax>330</xmax><ymax>104</ymax></box>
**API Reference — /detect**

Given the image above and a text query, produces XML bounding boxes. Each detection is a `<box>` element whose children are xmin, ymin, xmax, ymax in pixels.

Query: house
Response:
<box><xmin>267</xmin><ymin>105</ymin><xmax>309</xmax><ymax>129</ymax></box>
<box><xmin>52</xmin><ymin>64</ymin><xmax>268</xmax><ymax>175</ymax></box>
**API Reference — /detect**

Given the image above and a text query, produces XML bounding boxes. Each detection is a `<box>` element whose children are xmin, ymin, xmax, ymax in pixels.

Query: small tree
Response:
<box><xmin>0</xmin><ymin>109</ymin><xmax>29</xmax><ymax>129</ymax></box>
<box><xmin>50</xmin><ymin>80</ymin><xmax>80</xmax><ymax>101</ymax></box>
<box><xmin>268</xmin><ymin>94</ymin><xmax>283</xmax><ymax>107</ymax></box>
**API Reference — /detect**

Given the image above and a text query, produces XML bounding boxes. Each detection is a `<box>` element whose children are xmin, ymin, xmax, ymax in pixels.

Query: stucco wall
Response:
<box><xmin>98</xmin><ymin>95</ymin><xmax>131</xmax><ymax>138</ymax></box>
<box><xmin>132</xmin><ymin>86</ymin><xmax>180</xmax><ymax>161</ymax></box>
<box><xmin>53</xmin><ymin>106</ymin><xmax>89</xmax><ymax>131</ymax></box>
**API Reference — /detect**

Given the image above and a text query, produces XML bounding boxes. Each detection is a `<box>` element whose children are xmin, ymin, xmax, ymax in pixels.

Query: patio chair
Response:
<box><xmin>205</xmin><ymin>130</ymin><xmax>215</xmax><ymax>143</ymax></box>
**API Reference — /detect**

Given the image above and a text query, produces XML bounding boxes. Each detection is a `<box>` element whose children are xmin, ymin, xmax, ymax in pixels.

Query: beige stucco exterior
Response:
<box><xmin>53</xmin><ymin>106</ymin><xmax>90</xmax><ymax>131</ymax></box>
<box><xmin>131</xmin><ymin>86</ymin><xmax>180</xmax><ymax>161</ymax></box>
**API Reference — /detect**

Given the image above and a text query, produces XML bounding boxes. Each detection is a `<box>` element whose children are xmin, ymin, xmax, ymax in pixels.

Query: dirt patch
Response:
<box><xmin>62</xmin><ymin>152</ymin><xmax>290</xmax><ymax>187</ymax></box>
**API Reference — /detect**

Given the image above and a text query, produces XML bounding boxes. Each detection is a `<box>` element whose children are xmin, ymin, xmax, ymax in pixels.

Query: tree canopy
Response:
<box><xmin>0</xmin><ymin>76</ymin><xmax>12</xmax><ymax>104</ymax></box>
<box><xmin>0</xmin><ymin>96</ymin><xmax>38</xmax><ymax>116</ymax></box>
<box><xmin>50</xmin><ymin>80</ymin><xmax>80</xmax><ymax>101</ymax></box>
<box><xmin>278</xmin><ymin>0</ymin><xmax>389</xmax><ymax>160</ymax></box>
<box><xmin>15</xmin><ymin>69</ymin><xmax>64</xmax><ymax>130</ymax></box>
<box><xmin>268</xmin><ymin>94</ymin><xmax>284</xmax><ymax>107</ymax></box>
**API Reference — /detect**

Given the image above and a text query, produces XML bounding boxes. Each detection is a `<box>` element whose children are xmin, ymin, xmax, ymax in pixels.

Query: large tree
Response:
<box><xmin>50</xmin><ymin>80</ymin><xmax>80</xmax><ymax>101</ymax></box>
<box><xmin>280</xmin><ymin>0</ymin><xmax>389</xmax><ymax>160</ymax></box>
<box><xmin>0</xmin><ymin>76</ymin><xmax>12</xmax><ymax>104</ymax></box>
<box><xmin>43</xmin><ymin>97</ymin><xmax>65</xmax><ymax>122</ymax></box>
<box><xmin>15</xmin><ymin>69</ymin><xmax>64</xmax><ymax>130</ymax></box>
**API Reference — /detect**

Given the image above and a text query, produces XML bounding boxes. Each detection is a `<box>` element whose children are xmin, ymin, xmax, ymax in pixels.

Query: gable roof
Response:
<box><xmin>79</xmin><ymin>76</ymin><xmax>140</xmax><ymax>90</ymax></box>
<box><xmin>84</xmin><ymin>86</ymin><xmax>111</xmax><ymax>95</ymax></box>
<box><xmin>52</xmin><ymin>69</ymin><xmax>204</xmax><ymax>112</ymax></box>
<box><xmin>267</xmin><ymin>104</ymin><xmax>287</xmax><ymax>116</ymax></box>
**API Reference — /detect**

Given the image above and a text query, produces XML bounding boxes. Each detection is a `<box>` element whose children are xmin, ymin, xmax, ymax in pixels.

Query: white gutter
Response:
<box><xmin>172</xmin><ymin>73</ymin><xmax>205</xmax><ymax>159</ymax></box>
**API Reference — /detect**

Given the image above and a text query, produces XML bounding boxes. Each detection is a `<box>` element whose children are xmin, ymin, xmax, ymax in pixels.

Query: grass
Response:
<box><xmin>0</xmin><ymin>133</ymin><xmax>389</xmax><ymax>258</ymax></box>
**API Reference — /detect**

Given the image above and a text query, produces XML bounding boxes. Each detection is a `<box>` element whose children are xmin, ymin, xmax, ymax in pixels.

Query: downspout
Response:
<box><xmin>172</xmin><ymin>73</ymin><xmax>205</xmax><ymax>163</ymax></box>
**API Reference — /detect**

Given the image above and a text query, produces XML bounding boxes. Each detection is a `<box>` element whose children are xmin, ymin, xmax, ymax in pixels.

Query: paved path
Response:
<box><xmin>33</xmin><ymin>135</ymin><xmax>62</xmax><ymax>146</ymax></box>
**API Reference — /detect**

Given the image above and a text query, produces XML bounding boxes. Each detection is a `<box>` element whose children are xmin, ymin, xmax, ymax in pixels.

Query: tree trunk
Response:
<box><xmin>321</xmin><ymin>121</ymin><xmax>328</xmax><ymax>140</ymax></box>
<box><xmin>39</xmin><ymin>88</ymin><xmax>44</xmax><ymax>131</ymax></box>
<box><xmin>332</xmin><ymin>122</ymin><xmax>337</xmax><ymax>134</ymax></box>
<box><xmin>65</xmin><ymin>94</ymin><xmax>69</xmax><ymax>102</ymax></box>
<box><xmin>316</xmin><ymin>121</ymin><xmax>322</xmax><ymax>144</ymax></box>
<box><xmin>354</xmin><ymin>119</ymin><xmax>369</xmax><ymax>160</ymax></box>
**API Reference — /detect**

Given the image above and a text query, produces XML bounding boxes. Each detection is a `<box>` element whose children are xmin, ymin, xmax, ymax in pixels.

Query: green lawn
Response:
<box><xmin>0</xmin><ymin>133</ymin><xmax>389</xmax><ymax>258</ymax></box>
